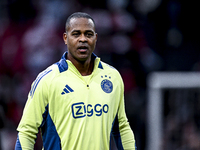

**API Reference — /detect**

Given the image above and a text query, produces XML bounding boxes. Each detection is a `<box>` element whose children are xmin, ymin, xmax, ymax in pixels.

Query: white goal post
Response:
<box><xmin>146</xmin><ymin>72</ymin><xmax>200</xmax><ymax>150</ymax></box>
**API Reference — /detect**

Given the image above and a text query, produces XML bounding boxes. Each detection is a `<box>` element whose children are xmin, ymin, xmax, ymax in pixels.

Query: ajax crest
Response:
<box><xmin>101</xmin><ymin>75</ymin><xmax>113</xmax><ymax>93</ymax></box>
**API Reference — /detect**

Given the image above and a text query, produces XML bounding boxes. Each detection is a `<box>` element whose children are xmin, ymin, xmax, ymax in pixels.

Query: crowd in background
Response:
<box><xmin>163</xmin><ymin>89</ymin><xmax>200</xmax><ymax>150</ymax></box>
<box><xmin>0</xmin><ymin>0</ymin><xmax>200</xmax><ymax>149</ymax></box>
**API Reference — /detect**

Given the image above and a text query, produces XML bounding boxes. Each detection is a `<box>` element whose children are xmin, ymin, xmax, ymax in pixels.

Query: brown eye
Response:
<box><xmin>86</xmin><ymin>32</ymin><xmax>93</xmax><ymax>38</ymax></box>
<box><xmin>72</xmin><ymin>32</ymin><xmax>80</xmax><ymax>37</ymax></box>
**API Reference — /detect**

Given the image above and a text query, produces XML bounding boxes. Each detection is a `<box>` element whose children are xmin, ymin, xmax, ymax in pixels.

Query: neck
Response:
<box><xmin>69</xmin><ymin>57</ymin><xmax>94</xmax><ymax>76</ymax></box>
<box><xmin>77</xmin><ymin>60</ymin><xmax>94</xmax><ymax>76</ymax></box>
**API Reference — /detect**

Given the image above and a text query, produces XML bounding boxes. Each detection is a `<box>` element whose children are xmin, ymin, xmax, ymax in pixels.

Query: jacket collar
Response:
<box><xmin>56</xmin><ymin>52</ymin><xmax>103</xmax><ymax>73</ymax></box>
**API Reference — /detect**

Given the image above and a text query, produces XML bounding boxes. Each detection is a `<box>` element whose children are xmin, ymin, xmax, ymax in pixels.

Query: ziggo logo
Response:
<box><xmin>71</xmin><ymin>102</ymin><xmax>109</xmax><ymax>119</ymax></box>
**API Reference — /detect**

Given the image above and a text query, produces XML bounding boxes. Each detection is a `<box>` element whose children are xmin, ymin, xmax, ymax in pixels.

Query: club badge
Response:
<box><xmin>101</xmin><ymin>76</ymin><xmax>113</xmax><ymax>93</ymax></box>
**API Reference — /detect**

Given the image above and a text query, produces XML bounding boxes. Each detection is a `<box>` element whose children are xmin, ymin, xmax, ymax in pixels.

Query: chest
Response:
<box><xmin>48</xmin><ymin>73</ymin><xmax>120</xmax><ymax>119</ymax></box>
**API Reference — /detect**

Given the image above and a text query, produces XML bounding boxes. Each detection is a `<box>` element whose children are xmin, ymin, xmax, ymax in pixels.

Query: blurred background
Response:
<box><xmin>0</xmin><ymin>0</ymin><xmax>200</xmax><ymax>149</ymax></box>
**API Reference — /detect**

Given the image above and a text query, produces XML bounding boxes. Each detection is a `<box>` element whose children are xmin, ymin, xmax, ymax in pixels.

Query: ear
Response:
<box><xmin>95</xmin><ymin>33</ymin><xmax>98</xmax><ymax>42</ymax></box>
<box><xmin>63</xmin><ymin>33</ymin><xmax>67</xmax><ymax>45</ymax></box>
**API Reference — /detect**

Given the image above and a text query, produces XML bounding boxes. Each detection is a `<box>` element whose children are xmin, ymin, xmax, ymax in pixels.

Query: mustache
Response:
<box><xmin>77</xmin><ymin>44</ymin><xmax>88</xmax><ymax>49</ymax></box>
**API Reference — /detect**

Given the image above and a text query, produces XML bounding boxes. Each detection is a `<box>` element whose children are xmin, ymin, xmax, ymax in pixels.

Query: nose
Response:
<box><xmin>79</xmin><ymin>34</ymin><xmax>87</xmax><ymax>42</ymax></box>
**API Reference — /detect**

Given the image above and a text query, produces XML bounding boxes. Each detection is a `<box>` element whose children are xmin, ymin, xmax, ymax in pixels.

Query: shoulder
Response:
<box><xmin>99</xmin><ymin>60</ymin><xmax>123</xmax><ymax>83</ymax></box>
<box><xmin>29</xmin><ymin>64</ymin><xmax>60</xmax><ymax>97</ymax></box>
<box><xmin>33</xmin><ymin>64</ymin><xmax>60</xmax><ymax>85</ymax></box>
<box><xmin>99</xmin><ymin>61</ymin><xmax>124</xmax><ymax>92</ymax></box>
<box><xmin>100</xmin><ymin>61</ymin><xmax>120</xmax><ymax>75</ymax></box>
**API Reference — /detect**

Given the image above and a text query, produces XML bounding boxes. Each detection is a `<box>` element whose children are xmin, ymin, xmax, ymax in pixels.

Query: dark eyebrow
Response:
<box><xmin>71</xmin><ymin>29</ymin><xmax>95</xmax><ymax>33</ymax></box>
<box><xmin>85</xmin><ymin>30</ymin><xmax>95</xmax><ymax>33</ymax></box>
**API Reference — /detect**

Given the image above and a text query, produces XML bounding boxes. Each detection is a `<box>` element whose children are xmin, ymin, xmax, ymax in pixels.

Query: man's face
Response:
<box><xmin>63</xmin><ymin>18</ymin><xmax>97</xmax><ymax>63</ymax></box>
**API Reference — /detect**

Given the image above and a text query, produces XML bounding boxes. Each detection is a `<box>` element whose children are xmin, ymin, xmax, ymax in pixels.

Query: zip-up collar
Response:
<box><xmin>56</xmin><ymin>51</ymin><xmax>103</xmax><ymax>73</ymax></box>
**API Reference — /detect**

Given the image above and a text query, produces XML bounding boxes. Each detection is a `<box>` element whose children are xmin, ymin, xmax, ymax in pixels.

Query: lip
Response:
<box><xmin>78</xmin><ymin>49</ymin><xmax>87</xmax><ymax>53</ymax></box>
<box><xmin>77</xmin><ymin>45</ymin><xmax>88</xmax><ymax>52</ymax></box>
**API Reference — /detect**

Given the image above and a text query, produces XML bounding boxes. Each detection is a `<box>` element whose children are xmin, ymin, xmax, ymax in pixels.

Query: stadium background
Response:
<box><xmin>0</xmin><ymin>0</ymin><xmax>199</xmax><ymax>149</ymax></box>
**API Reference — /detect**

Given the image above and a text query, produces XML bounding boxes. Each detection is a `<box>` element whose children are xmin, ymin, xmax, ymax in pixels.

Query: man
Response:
<box><xmin>15</xmin><ymin>12</ymin><xmax>137</xmax><ymax>150</ymax></box>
